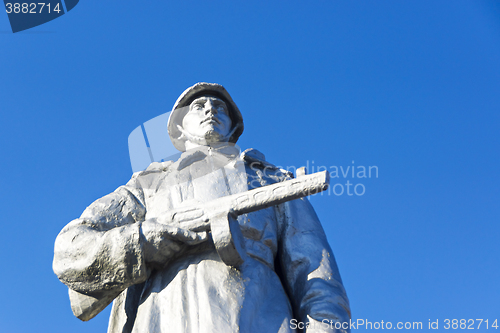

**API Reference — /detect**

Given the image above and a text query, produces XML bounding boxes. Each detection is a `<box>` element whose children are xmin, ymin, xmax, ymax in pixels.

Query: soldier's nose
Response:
<box><xmin>205</xmin><ymin>101</ymin><xmax>217</xmax><ymax>115</ymax></box>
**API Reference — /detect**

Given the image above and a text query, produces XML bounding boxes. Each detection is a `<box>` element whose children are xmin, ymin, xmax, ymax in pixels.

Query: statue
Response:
<box><xmin>53</xmin><ymin>83</ymin><xmax>351</xmax><ymax>333</ymax></box>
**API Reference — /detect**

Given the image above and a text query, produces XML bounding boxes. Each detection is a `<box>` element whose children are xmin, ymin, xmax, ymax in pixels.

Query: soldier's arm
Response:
<box><xmin>53</xmin><ymin>171</ymin><xmax>207</xmax><ymax>321</ymax></box>
<box><xmin>277</xmin><ymin>198</ymin><xmax>351</xmax><ymax>333</ymax></box>
<box><xmin>52</xmin><ymin>178</ymin><xmax>148</xmax><ymax>320</ymax></box>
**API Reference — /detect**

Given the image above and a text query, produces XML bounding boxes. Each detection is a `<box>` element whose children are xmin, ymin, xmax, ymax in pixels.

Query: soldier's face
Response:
<box><xmin>182</xmin><ymin>96</ymin><xmax>233</xmax><ymax>143</ymax></box>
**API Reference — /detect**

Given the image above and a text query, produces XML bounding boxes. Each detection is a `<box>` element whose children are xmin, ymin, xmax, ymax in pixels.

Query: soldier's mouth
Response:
<box><xmin>201</xmin><ymin>117</ymin><xmax>221</xmax><ymax>125</ymax></box>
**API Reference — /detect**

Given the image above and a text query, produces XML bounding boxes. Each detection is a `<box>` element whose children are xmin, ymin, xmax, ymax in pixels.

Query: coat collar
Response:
<box><xmin>175</xmin><ymin>144</ymin><xmax>240</xmax><ymax>171</ymax></box>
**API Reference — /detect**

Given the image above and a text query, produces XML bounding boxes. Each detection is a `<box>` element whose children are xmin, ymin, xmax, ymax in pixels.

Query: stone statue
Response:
<box><xmin>53</xmin><ymin>83</ymin><xmax>351</xmax><ymax>333</ymax></box>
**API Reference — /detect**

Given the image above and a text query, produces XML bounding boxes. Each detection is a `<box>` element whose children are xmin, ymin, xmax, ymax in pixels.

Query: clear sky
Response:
<box><xmin>1</xmin><ymin>1</ymin><xmax>499</xmax><ymax>332</ymax></box>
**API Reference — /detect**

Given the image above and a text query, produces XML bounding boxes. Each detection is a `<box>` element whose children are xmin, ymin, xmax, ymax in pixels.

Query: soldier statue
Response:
<box><xmin>53</xmin><ymin>82</ymin><xmax>351</xmax><ymax>333</ymax></box>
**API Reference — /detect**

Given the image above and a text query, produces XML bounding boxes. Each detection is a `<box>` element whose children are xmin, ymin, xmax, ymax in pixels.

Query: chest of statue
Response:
<box><xmin>138</xmin><ymin>155</ymin><xmax>281</xmax><ymax>268</ymax></box>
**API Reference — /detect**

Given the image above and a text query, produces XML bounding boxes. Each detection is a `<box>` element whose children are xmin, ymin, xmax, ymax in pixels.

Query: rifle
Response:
<box><xmin>68</xmin><ymin>168</ymin><xmax>330</xmax><ymax>321</ymax></box>
<box><xmin>167</xmin><ymin>168</ymin><xmax>330</xmax><ymax>268</ymax></box>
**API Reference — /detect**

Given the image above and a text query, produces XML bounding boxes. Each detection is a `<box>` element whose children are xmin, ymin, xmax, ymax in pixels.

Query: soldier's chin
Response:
<box><xmin>186</xmin><ymin>130</ymin><xmax>228</xmax><ymax>146</ymax></box>
<box><xmin>203</xmin><ymin>130</ymin><xmax>228</xmax><ymax>143</ymax></box>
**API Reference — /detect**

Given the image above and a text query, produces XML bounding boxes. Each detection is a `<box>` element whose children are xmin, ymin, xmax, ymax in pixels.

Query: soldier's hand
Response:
<box><xmin>141</xmin><ymin>219</ymin><xmax>208</xmax><ymax>268</ymax></box>
<box><xmin>169</xmin><ymin>207</ymin><xmax>211</xmax><ymax>232</ymax></box>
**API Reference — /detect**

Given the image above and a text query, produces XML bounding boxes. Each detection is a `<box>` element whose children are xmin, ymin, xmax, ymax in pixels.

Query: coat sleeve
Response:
<box><xmin>278</xmin><ymin>197</ymin><xmax>351</xmax><ymax>333</ymax></box>
<box><xmin>53</xmin><ymin>177</ymin><xmax>148</xmax><ymax>321</ymax></box>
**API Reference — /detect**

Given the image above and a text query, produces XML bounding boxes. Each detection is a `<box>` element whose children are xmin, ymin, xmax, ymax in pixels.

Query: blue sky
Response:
<box><xmin>1</xmin><ymin>1</ymin><xmax>499</xmax><ymax>332</ymax></box>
